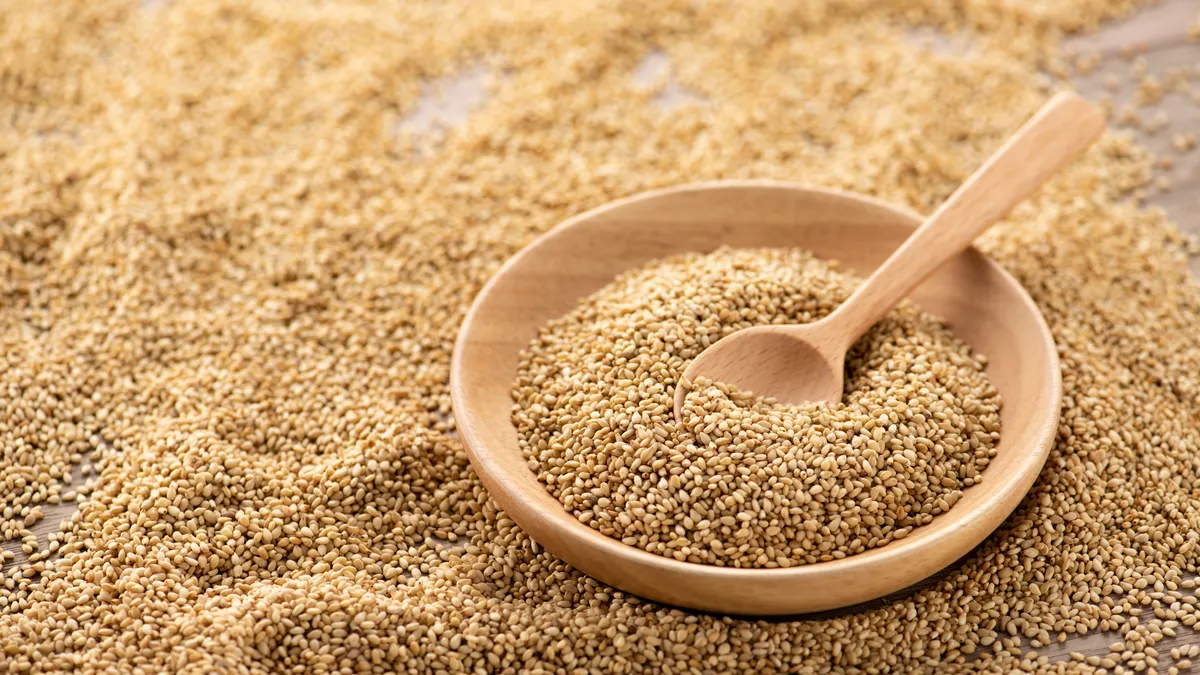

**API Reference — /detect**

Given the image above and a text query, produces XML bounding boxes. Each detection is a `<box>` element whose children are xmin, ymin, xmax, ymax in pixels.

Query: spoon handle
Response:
<box><xmin>824</xmin><ymin>91</ymin><xmax>1106</xmax><ymax>345</ymax></box>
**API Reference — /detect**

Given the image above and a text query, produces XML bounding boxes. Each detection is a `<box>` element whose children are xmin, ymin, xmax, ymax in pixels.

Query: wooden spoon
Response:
<box><xmin>673</xmin><ymin>91</ymin><xmax>1105</xmax><ymax>419</ymax></box>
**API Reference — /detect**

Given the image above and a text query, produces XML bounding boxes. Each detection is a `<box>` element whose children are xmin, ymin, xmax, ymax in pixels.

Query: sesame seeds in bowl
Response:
<box><xmin>512</xmin><ymin>246</ymin><xmax>1002</xmax><ymax>568</ymax></box>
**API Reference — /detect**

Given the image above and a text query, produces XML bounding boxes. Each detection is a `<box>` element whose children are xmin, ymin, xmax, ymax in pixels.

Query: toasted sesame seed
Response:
<box><xmin>0</xmin><ymin>0</ymin><xmax>1198</xmax><ymax>672</ymax></box>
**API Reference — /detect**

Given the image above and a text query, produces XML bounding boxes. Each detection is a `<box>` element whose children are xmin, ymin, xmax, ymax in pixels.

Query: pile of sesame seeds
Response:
<box><xmin>513</xmin><ymin>247</ymin><xmax>1001</xmax><ymax>567</ymax></box>
<box><xmin>2</xmin><ymin>0</ymin><xmax>1200</xmax><ymax>672</ymax></box>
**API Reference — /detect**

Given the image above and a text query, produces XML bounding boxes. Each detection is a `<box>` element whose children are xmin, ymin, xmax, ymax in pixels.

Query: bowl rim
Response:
<box><xmin>450</xmin><ymin>179</ymin><xmax>1062</xmax><ymax>615</ymax></box>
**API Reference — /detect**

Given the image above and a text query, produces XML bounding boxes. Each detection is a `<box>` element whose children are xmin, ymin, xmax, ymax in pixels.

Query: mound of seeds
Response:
<box><xmin>513</xmin><ymin>248</ymin><xmax>1001</xmax><ymax>567</ymax></box>
<box><xmin>3</xmin><ymin>0</ymin><xmax>1200</xmax><ymax>672</ymax></box>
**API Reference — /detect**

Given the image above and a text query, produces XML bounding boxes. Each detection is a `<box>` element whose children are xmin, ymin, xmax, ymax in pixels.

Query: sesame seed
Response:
<box><xmin>0</xmin><ymin>0</ymin><xmax>1198</xmax><ymax>672</ymax></box>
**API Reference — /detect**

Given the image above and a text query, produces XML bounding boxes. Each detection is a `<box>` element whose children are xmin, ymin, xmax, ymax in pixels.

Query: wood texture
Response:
<box><xmin>673</xmin><ymin>93</ymin><xmax>1102</xmax><ymax>417</ymax></box>
<box><xmin>451</xmin><ymin>182</ymin><xmax>1062</xmax><ymax>615</ymax></box>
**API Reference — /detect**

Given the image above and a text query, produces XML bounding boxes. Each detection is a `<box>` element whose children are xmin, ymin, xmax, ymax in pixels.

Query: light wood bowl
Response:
<box><xmin>450</xmin><ymin>181</ymin><xmax>1061</xmax><ymax>616</ymax></box>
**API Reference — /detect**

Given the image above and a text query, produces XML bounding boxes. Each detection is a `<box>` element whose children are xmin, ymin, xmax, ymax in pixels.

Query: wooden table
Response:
<box><xmin>1069</xmin><ymin>0</ymin><xmax>1200</xmax><ymax>276</ymax></box>
<box><xmin>4</xmin><ymin>0</ymin><xmax>1199</xmax><ymax>668</ymax></box>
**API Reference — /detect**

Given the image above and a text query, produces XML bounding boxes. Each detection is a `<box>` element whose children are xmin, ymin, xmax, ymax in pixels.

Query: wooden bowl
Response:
<box><xmin>450</xmin><ymin>181</ymin><xmax>1061</xmax><ymax>616</ymax></box>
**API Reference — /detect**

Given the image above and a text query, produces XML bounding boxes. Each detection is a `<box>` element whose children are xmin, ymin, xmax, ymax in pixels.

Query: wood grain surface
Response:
<box><xmin>4</xmin><ymin>0</ymin><xmax>1200</xmax><ymax>667</ymax></box>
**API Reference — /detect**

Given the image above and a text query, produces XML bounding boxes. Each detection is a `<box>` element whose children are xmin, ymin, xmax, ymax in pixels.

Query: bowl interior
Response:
<box><xmin>451</xmin><ymin>182</ymin><xmax>1060</xmax><ymax>615</ymax></box>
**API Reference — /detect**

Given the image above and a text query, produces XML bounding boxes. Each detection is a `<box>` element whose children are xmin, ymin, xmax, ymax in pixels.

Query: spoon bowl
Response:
<box><xmin>674</xmin><ymin>325</ymin><xmax>846</xmax><ymax>414</ymax></box>
<box><xmin>451</xmin><ymin>181</ymin><xmax>1062</xmax><ymax>615</ymax></box>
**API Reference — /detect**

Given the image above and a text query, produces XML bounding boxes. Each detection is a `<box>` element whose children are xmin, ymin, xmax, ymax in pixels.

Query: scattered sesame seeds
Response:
<box><xmin>0</xmin><ymin>0</ymin><xmax>1198</xmax><ymax>672</ymax></box>
<box><xmin>1075</xmin><ymin>53</ymin><xmax>1103</xmax><ymax>76</ymax></box>
<box><xmin>1136</xmin><ymin>75</ymin><xmax>1166</xmax><ymax>106</ymax></box>
<box><xmin>1118</xmin><ymin>104</ymin><xmax>1144</xmax><ymax>128</ymax></box>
